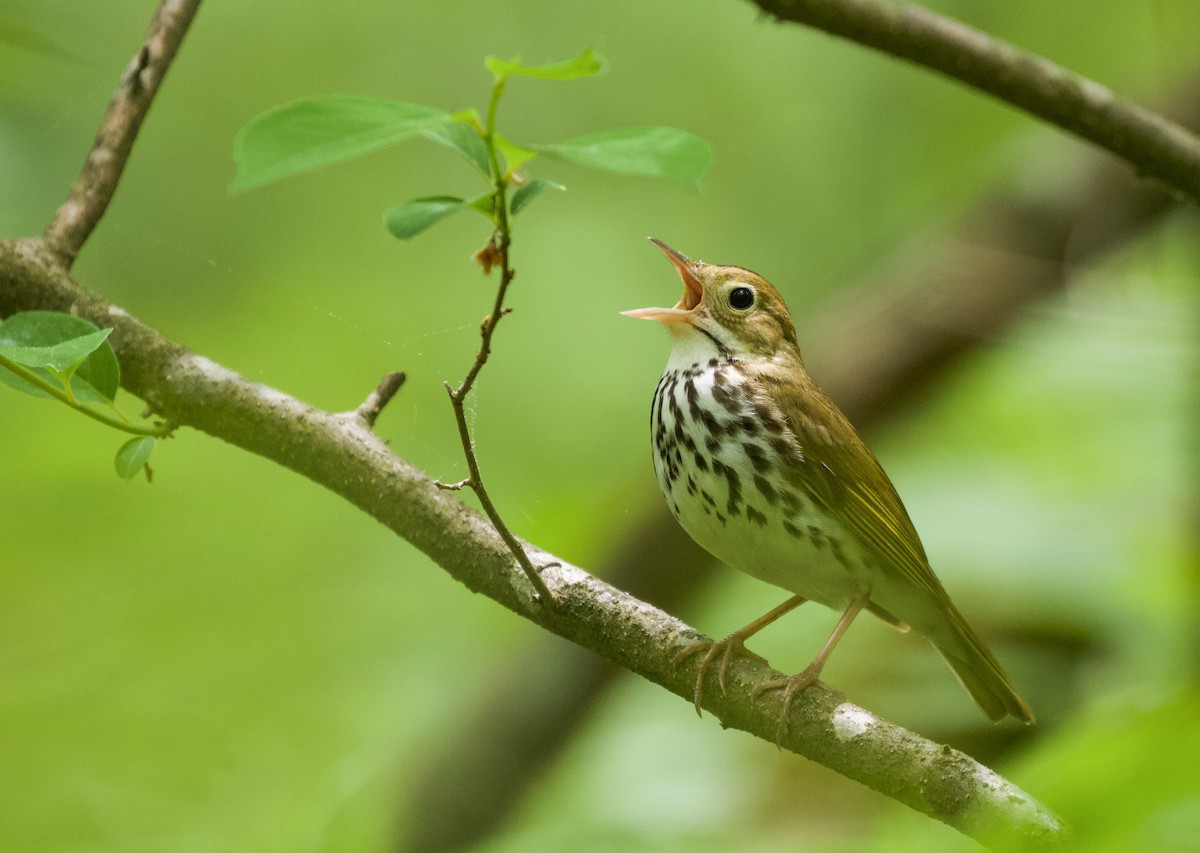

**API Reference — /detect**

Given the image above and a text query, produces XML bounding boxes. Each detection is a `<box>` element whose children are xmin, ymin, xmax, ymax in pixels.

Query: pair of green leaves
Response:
<box><xmin>230</xmin><ymin>49</ymin><xmax>712</xmax><ymax>239</ymax></box>
<box><xmin>0</xmin><ymin>311</ymin><xmax>156</xmax><ymax>479</ymax></box>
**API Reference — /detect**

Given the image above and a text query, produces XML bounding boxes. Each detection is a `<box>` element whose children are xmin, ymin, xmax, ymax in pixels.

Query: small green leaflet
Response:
<box><xmin>0</xmin><ymin>311</ymin><xmax>119</xmax><ymax>402</ymax></box>
<box><xmin>510</xmin><ymin>179</ymin><xmax>565</xmax><ymax>216</ymax></box>
<box><xmin>493</xmin><ymin>133</ymin><xmax>537</xmax><ymax>175</ymax></box>
<box><xmin>422</xmin><ymin>120</ymin><xmax>491</xmax><ymax>177</ymax></box>
<box><xmin>115</xmin><ymin>436</ymin><xmax>155</xmax><ymax>480</ymax></box>
<box><xmin>486</xmin><ymin>49</ymin><xmax>607</xmax><ymax>82</ymax></box>
<box><xmin>232</xmin><ymin>96</ymin><xmax>448</xmax><ymax>191</ymax></box>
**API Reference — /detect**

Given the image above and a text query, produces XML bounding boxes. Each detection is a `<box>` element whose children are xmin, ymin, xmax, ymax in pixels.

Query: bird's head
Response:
<box><xmin>623</xmin><ymin>239</ymin><xmax>801</xmax><ymax>362</ymax></box>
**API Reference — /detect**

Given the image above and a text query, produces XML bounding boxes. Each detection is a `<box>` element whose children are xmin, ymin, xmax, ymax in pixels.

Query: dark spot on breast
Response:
<box><xmin>705</xmin><ymin>434</ymin><xmax>721</xmax><ymax>453</ymax></box>
<box><xmin>724</xmin><ymin>466</ymin><xmax>742</xmax><ymax>516</ymax></box>
<box><xmin>808</xmin><ymin>525</ymin><xmax>826</xmax><ymax>550</ymax></box>
<box><xmin>754</xmin><ymin>474</ymin><xmax>778</xmax><ymax>506</ymax></box>
<box><xmin>746</xmin><ymin>506</ymin><xmax>767</xmax><ymax>526</ymax></box>
<box><xmin>783</xmin><ymin>520</ymin><xmax>805</xmax><ymax>539</ymax></box>
<box><xmin>701</xmin><ymin>489</ymin><xmax>716</xmax><ymax>507</ymax></box>
<box><xmin>780</xmin><ymin>489</ymin><xmax>804</xmax><ymax>513</ymax></box>
<box><xmin>692</xmin><ymin>452</ymin><xmax>709</xmax><ymax>472</ymax></box>
<box><xmin>743</xmin><ymin>443</ymin><xmax>770</xmax><ymax>473</ymax></box>
<box><xmin>782</xmin><ymin>465</ymin><xmax>807</xmax><ymax>490</ymax></box>
<box><xmin>754</xmin><ymin>402</ymin><xmax>783</xmax><ymax>431</ymax></box>
<box><xmin>711</xmin><ymin>382</ymin><xmax>741</xmax><ymax>414</ymax></box>
<box><xmin>739</xmin><ymin>415</ymin><xmax>759</xmax><ymax>434</ymax></box>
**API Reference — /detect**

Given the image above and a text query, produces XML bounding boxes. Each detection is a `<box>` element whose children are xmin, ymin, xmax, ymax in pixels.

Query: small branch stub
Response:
<box><xmin>355</xmin><ymin>371</ymin><xmax>406</xmax><ymax>429</ymax></box>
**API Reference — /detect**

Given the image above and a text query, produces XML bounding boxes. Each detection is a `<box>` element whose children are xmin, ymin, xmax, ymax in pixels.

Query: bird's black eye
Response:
<box><xmin>729</xmin><ymin>286</ymin><xmax>755</xmax><ymax>310</ymax></box>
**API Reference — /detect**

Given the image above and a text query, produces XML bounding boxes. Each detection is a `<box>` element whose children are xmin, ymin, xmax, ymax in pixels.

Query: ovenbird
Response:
<box><xmin>624</xmin><ymin>239</ymin><xmax>1033</xmax><ymax>731</ymax></box>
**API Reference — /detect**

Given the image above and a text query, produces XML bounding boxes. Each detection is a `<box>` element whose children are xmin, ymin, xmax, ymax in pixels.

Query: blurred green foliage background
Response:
<box><xmin>2</xmin><ymin>1</ymin><xmax>1197</xmax><ymax>850</ymax></box>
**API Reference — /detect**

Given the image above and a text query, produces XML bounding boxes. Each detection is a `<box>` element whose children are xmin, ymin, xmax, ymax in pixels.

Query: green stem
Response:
<box><xmin>0</xmin><ymin>353</ymin><xmax>167</xmax><ymax>437</ymax></box>
<box><xmin>484</xmin><ymin>77</ymin><xmax>509</xmax><ymax>219</ymax></box>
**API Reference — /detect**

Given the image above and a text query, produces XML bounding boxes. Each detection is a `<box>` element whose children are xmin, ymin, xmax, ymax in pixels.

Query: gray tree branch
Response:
<box><xmin>750</xmin><ymin>0</ymin><xmax>1200</xmax><ymax>207</ymax></box>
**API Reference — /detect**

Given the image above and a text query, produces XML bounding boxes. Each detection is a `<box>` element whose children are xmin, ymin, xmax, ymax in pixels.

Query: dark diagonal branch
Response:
<box><xmin>0</xmin><ymin>237</ymin><xmax>1062</xmax><ymax>846</ymax></box>
<box><xmin>42</xmin><ymin>0</ymin><xmax>202</xmax><ymax>266</ymax></box>
<box><xmin>750</xmin><ymin>0</ymin><xmax>1200</xmax><ymax>207</ymax></box>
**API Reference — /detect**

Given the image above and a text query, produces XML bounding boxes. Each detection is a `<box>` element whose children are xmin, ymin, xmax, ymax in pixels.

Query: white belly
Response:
<box><xmin>651</xmin><ymin>358</ymin><xmax>872</xmax><ymax>610</ymax></box>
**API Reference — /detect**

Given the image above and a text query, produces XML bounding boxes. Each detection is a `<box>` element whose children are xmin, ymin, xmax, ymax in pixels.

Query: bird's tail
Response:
<box><xmin>934</xmin><ymin>603</ymin><xmax>1034</xmax><ymax>724</ymax></box>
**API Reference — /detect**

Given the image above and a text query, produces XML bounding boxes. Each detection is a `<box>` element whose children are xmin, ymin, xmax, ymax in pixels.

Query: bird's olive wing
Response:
<box><xmin>757</xmin><ymin>369</ymin><xmax>949</xmax><ymax>604</ymax></box>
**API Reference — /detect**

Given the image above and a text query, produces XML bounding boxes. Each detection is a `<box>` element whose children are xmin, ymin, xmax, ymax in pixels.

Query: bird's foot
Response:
<box><xmin>753</xmin><ymin>662</ymin><xmax>823</xmax><ymax>747</ymax></box>
<box><xmin>674</xmin><ymin>634</ymin><xmax>768</xmax><ymax>717</ymax></box>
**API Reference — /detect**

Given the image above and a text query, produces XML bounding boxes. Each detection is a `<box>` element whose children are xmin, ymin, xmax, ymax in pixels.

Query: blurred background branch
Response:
<box><xmin>749</xmin><ymin>0</ymin><xmax>1200</xmax><ymax>206</ymax></box>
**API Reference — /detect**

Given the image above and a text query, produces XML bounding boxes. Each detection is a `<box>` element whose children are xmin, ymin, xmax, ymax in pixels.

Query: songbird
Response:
<box><xmin>623</xmin><ymin>239</ymin><xmax>1033</xmax><ymax>733</ymax></box>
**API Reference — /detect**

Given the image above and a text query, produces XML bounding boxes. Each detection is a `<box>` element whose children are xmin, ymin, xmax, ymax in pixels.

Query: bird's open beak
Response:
<box><xmin>621</xmin><ymin>238</ymin><xmax>703</xmax><ymax>324</ymax></box>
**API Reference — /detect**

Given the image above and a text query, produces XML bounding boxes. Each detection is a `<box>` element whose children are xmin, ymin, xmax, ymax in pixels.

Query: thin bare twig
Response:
<box><xmin>435</xmin><ymin>78</ymin><xmax>558</xmax><ymax>607</ymax></box>
<box><xmin>42</xmin><ymin>0</ymin><xmax>203</xmax><ymax>266</ymax></box>
<box><xmin>440</xmin><ymin>229</ymin><xmax>558</xmax><ymax>606</ymax></box>
<box><xmin>750</xmin><ymin>0</ymin><xmax>1200</xmax><ymax>207</ymax></box>
<box><xmin>355</xmin><ymin>371</ymin><xmax>406</xmax><ymax>429</ymax></box>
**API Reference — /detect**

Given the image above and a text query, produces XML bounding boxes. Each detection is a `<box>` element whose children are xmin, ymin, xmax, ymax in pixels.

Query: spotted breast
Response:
<box><xmin>651</xmin><ymin>351</ymin><xmax>872</xmax><ymax>611</ymax></box>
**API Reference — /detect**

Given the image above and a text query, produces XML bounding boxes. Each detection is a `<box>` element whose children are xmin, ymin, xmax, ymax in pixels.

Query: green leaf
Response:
<box><xmin>510</xmin><ymin>179</ymin><xmax>565</xmax><ymax>216</ymax></box>
<box><xmin>0</xmin><ymin>328</ymin><xmax>111</xmax><ymax>372</ymax></box>
<box><xmin>533</xmin><ymin>126</ymin><xmax>713</xmax><ymax>190</ymax></box>
<box><xmin>0</xmin><ymin>311</ymin><xmax>119</xmax><ymax>402</ymax></box>
<box><xmin>115</xmin><ymin>436</ymin><xmax>155</xmax><ymax>480</ymax></box>
<box><xmin>485</xmin><ymin>49</ymin><xmax>607</xmax><ymax>82</ymax></box>
<box><xmin>494</xmin><ymin>133</ymin><xmax>537</xmax><ymax>175</ymax></box>
<box><xmin>232</xmin><ymin>96</ymin><xmax>447</xmax><ymax>191</ymax></box>
<box><xmin>383</xmin><ymin>196</ymin><xmax>467</xmax><ymax>239</ymax></box>
<box><xmin>422</xmin><ymin>119</ymin><xmax>491</xmax><ymax>176</ymax></box>
<box><xmin>467</xmin><ymin>192</ymin><xmax>499</xmax><ymax>219</ymax></box>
